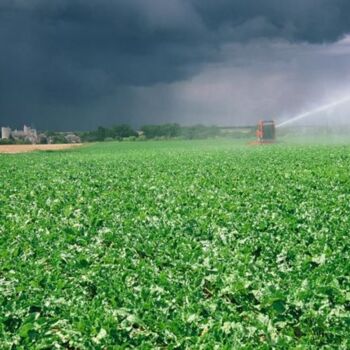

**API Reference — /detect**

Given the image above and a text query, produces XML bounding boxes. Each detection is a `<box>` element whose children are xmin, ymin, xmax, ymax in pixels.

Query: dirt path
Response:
<box><xmin>0</xmin><ymin>144</ymin><xmax>82</xmax><ymax>154</ymax></box>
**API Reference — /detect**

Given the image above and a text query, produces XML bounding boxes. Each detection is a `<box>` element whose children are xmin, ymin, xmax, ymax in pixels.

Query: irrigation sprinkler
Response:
<box><xmin>255</xmin><ymin>120</ymin><xmax>276</xmax><ymax>143</ymax></box>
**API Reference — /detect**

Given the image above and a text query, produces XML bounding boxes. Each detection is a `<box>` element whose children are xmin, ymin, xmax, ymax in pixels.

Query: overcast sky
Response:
<box><xmin>1</xmin><ymin>0</ymin><xmax>350</xmax><ymax>130</ymax></box>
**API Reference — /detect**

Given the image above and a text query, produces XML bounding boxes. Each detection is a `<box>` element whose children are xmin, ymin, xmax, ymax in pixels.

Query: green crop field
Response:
<box><xmin>0</xmin><ymin>140</ymin><xmax>349</xmax><ymax>349</ymax></box>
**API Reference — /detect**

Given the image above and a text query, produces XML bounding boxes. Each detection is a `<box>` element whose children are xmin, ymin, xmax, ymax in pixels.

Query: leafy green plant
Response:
<box><xmin>0</xmin><ymin>140</ymin><xmax>349</xmax><ymax>348</ymax></box>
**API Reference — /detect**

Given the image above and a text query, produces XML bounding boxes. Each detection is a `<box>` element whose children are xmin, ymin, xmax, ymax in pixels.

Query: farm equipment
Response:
<box><xmin>256</xmin><ymin>120</ymin><xmax>276</xmax><ymax>143</ymax></box>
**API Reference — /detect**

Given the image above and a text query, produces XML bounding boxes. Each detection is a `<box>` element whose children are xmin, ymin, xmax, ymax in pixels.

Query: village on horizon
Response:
<box><xmin>1</xmin><ymin>125</ymin><xmax>81</xmax><ymax>144</ymax></box>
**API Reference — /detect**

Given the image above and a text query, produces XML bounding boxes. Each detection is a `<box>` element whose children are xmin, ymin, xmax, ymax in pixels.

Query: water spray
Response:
<box><xmin>276</xmin><ymin>96</ymin><xmax>350</xmax><ymax>128</ymax></box>
<box><xmin>254</xmin><ymin>96</ymin><xmax>350</xmax><ymax>144</ymax></box>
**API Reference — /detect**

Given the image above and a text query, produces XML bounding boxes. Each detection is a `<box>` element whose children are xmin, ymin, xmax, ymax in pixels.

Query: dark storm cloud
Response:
<box><xmin>1</xmin><ymin>0</ymin><xmax>350</xmax><ymax>129</ymax></box>
<box><xmin>192</xmin><ymin>0</ymin><xmax>350</xmax><ymax>43</ymax></box>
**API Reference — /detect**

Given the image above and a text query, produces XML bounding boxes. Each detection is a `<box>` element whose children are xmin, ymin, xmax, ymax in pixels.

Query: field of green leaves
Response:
<box><xmin>0</xmin><ymin>140</ymin><xmax>349</xmax><ymax>349</ymax></box>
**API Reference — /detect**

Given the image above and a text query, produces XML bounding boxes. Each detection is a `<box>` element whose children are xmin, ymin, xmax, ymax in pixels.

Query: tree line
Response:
<box><xmin>79</xmin><ymin>123</ymin><xmax>230</xmax><ymax>142</ymax></box>
<box><xmin>0</xmin><ymin>124</ymin><xmax>255</xmax><ymax>145</ymax></box>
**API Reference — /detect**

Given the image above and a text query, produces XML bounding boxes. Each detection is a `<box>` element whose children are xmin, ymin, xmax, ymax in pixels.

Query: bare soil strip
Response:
<box><xmin>0</xmin><ymin>144</ymin><xmax>82</xmax><ymax>154</ymax></box>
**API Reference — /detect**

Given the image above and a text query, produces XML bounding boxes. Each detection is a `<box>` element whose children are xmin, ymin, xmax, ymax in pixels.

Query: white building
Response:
<box><xmin>1</xmin><ymin>127</ymin><xmax>11</xmax><ymax>140</ymax></box>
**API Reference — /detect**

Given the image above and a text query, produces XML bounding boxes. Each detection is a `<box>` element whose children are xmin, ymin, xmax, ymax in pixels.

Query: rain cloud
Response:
<box><xmin>1</xmin><ymin>0</ymin><xmax>350</xmax><ymax>129</ymax></box>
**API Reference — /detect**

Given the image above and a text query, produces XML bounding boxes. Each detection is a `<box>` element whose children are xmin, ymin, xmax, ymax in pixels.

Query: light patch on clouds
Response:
<box><xmin>113</xmin><ymin>38</ymin><xmax>350</xmax><ymax>127</ymax></box>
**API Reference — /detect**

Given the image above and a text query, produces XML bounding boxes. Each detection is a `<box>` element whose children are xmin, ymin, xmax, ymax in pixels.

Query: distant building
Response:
<box><xmin>65</xmin><ymin>133</ymin><xmax>81</xmax><ymax>144</ymax></box>
<box><xmin>12</xmin><ymin>125</ymin><xmax>38</xmax><ymax>144</ymax></box>
<box><xmin>1</xmin><ymin>127</ymin><xmax>11</xmax><ymax>140</ymax></box>
<box><xmin>1</xmin><ymin>125</ymin><xmax>38</xmax><ymax>144</ymax></box>
<box><xmin>1</xmin><ymin>125</ymin><xmax>81</xmax><ymax>144</ymax></box>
